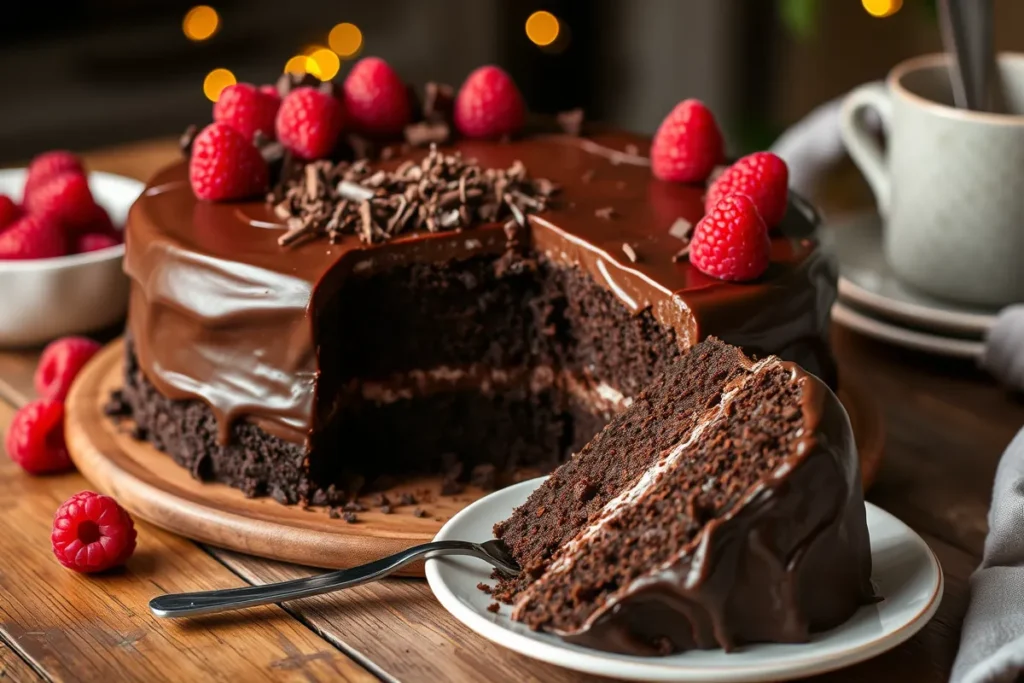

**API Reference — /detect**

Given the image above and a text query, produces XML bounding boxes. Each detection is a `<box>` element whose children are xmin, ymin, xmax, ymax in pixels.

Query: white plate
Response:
<box><xmin>426</xmin><ymin>477</ymin><xmax>943</xmax><ymax>682</ymax></box>
<box><xmin>833</xmin><ymin>300</ymin><xmax>984</xmax><ymax>360</ymax></box>
<box><xmin>821</xmin><ymin>212</ymin><xmax>997</xmax><ymax>337</ymax></box>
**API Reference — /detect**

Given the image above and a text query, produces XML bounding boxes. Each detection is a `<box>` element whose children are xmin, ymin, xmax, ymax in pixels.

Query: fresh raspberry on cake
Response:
<box><xmin>689</xmin><ymin>194</ymin><xmax>770</xmax><ymax>281</ymax></box>
<box><xmin>454</xmin><ymin>65</ymin><xmax>525</xmax><ymax>139</ymax></box>
<box><xmin>275</xmin><ymin>87</ymin><xmax>345</xmax><ymax>160</ymax></box>
<box><xmin>0</xmin><ymin>194</ymin><xmax>20</xmax><ymax>228</ymax></box>
<box><xmin>343</xmin><ymin>57</ymin><xmax>411</xmax><ymax>137</ymax></box>
<box><xmin>35</xmin><ymin>336</ymin><xmax>102</xmax><ymax>401</ymax></box>
<box><xmin>74</xmin><ymin>232</ymin><xmax>120</xmax><ymax>253</ymax></box>
<box><xmin>0</xmin><ymin>214</ymin><xmax>66</xmax><ymax>260</ymax></box>
<box><xmin>24</xmin><ymin>172</ymin><xmax>97</xmax><ymax>230</ymax></box>
<box><xmin>51</xmin><ymin>491</ymin><xmax>137</xmax><ymax>573</ymax></box>
<box><xmin>706</xmin><ymin>152</ymin><xmax>789</xmax><ymax>228</ymax></box>
<box><xmin>5</xmin><ymin>399</ymin><xmax>73</xmax><ymax>474</ymax></box>
<box><xmin>189</xmin><ymin>122</ymin><xmax>270</xmax><ymax>201</ymax></box>
<box><xmin>24</xmin><ymin>151</ymin><xmax>84</xmax><ymax>202</ymax></box>
<box><xmin>651</xmin><ymin>99</ymin><xmax>724</xmax><ymax>184</ymax></box>
<box><xmin>213</xmin><ymin>82</ymin><xmax>281</xmax><ymax>142</ymax></box>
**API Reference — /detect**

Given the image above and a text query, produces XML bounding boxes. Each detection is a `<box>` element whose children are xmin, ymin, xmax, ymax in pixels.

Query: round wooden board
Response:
<box><xmin>66</xmin><ymin>339</ymin><xmax>884</xmax><ymax>576</ymax></box>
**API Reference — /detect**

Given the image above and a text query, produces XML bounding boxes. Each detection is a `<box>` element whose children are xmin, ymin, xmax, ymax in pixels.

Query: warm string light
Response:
<box><xmin>525</xmin><ymin>11</ymin><xmax>560</xmax><ymax>47</ymax></box>
<box><xmin>203</xmin><ymin>68</ymin><xmax>236</xmax><ymax>102</ymax></box>
<box><xmin>862</xmin><ymin>0</ymin><xmax>902</xmax><ymax>18</ymax></box>
<box><xmin>329</xmin><ymin>22</ymin><xmax>363</xmax><ymax>58</ymax></box>
<box><xmin>183</xmin><ymin>5</ymin><xmax>220</xmax><ymax>41</ymax></box>
<box><xmin>308</xmin><ymin>48</ymin><xmax>341</xmax><ymax>80</ymax></box>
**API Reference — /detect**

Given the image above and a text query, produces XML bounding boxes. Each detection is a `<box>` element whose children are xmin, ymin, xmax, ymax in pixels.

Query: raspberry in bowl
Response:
<box><xmin>0</xmin><ymin>153</ymin><xmax>143</xmax><ymax>347</ymax></box>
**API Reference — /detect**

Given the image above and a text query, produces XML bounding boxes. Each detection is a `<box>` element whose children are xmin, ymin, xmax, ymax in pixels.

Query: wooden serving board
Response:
<box><xmin>66</xmin><ymin>339</ymin><xmax>884</xmax><ymax>577</ymax></box>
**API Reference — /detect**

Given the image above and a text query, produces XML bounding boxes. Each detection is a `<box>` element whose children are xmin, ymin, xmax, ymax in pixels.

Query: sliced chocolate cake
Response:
<box><xmin>493</xmin><ymin>338</ymin><xmax>873</xmax><ymax>655</ymax></box>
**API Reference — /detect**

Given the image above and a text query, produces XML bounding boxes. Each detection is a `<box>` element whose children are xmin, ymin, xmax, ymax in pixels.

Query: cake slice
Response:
<box><xmin>492</xmin><ymin>338</ymin><xmax>873</xmax><ymax>655</ymax></box>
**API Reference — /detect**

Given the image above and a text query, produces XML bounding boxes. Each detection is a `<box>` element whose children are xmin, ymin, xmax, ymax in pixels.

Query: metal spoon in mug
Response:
<box><xmin>938</xmin><ymin>0</ymin><xmax>995</xmax><ymax>111</ymax></box>
<box><xmin>149</xmin><ymin>539</ymin><xmax>519</xmax><ymax>618</ymax></box>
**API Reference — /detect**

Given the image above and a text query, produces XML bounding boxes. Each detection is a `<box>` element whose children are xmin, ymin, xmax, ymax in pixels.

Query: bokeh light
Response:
<box><xmin>525</xmin><ymin>11</ymin><xmax>560</xmax><ymax>47</ymax></box>
<box><xmin>203</xmin><ymin>68</ymin><xmax>236</xmax><ymax>102</ymax></box>
<box><xmin>309</xmin><ymin>48</ymin><xmax>341</xmax><ymax>81</ymax></box>
<box><xmin>284</xmin><ymin>55</ymin><xmax>321</xmax><ymax>78</ymax></box>
<box><xmin>183</xmin><ymin>5</ymin><xmax>220</xmax><ymax>41</ymax></box>
<box><xmin>328</xmin><ymin>22</ymin><xmax>363</xmax><ymax>58</ymax></box>
<box><xmin>862</xmin><ymin>0</ymin><xmax>902</xmax><ymax>18</ymax></box>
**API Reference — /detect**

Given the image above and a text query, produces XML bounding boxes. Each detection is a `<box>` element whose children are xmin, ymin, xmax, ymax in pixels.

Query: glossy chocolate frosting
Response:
<box><xmin>554</xmin><ymin>364</ymin><xmax>874</xmax><ymax>654</ymax></box>
<box><xmin>125</xmin><ymin>131</ymin><xmax>836</xmax><ymax>446</ymax></box>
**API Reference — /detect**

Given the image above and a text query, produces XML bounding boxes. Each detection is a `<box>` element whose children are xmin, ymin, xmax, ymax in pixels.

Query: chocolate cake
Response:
<box><xmin>121</xmin><ymin>128</ymin><xmax>836</xmax><ymax>504</ymax></box>
<box><xmin>492</xmin><ymin>338</ymin><xmax>873</xmax><ymax>655</ymax></box>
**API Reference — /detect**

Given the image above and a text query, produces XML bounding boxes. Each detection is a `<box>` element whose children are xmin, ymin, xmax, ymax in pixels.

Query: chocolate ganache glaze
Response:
<box><xmin>125</xmin><ymin>131</ymin><xmax>836</xmax><ymax>452</ymax></box>
<box><xmin>549</xmin><ymin>364</ymin><xmax>874</xmax><ymax>654</ymax></box>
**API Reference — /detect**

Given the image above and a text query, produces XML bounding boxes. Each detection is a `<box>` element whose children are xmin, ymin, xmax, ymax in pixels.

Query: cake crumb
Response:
<box><xmin>103</xmin><ymin>391</ymin><xmax>131</xmax><ymax>418</ymax></box>
<box><xmin>129</xmin><ymin>424</ymin><xmax>147</xmax><ymax>441</ymax></box>
<box><xmin>398</xmin><ymin>492</ymin><xmax>417</xmax><ymax>506</ymax></box>
<box><xmin>343</xmin><ymin>501</ymin><xmax>366</xmax><ymax>512</ymax></box>
<box><xmin>487</xmin><ymin>602</ymin><xmax>500</xmax><ymax>613</ymax></box>
<box><xmin>380</xmin><ymin>504</ymin><xmax>392</xmax><ymax>514</ymax></box>
<box><xmin>328</xmin><ymin>507</ymin><xmax>342</xmax><ymax>519</ymax></box>
<box><xmin>477</xmin><ymin>582</ymin><xmax>493</xmax><ymax>595</ymax></box>
<box><xmin>413</xmin><ymin>508</ymin><xmax>427</xmax><ymax>518</ymax></box>
<box><xmin>343</xmin><ymin>511</ymin><xmax>359</xmax><ymax>524</ymax></box>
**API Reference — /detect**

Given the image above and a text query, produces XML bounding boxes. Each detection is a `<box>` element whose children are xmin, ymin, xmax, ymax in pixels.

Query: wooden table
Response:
<box><xmin>0</xmin><ymin>142</ymin><xmax>1018</xmax><ymax>682</ymax></box>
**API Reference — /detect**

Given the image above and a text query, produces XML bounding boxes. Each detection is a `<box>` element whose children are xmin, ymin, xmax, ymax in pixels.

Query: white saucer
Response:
<box><xmin>426</xmin><ymin>477</ymin><xmax>943</xmax><ymax>682</ymax></box>
<box><xmin>821</xmin><ymin>212</ymin><xmax>997</xmax><ymax>337</ymax></box>
<box><xmin>833</xmin><ymin>301</ymin><xmax>984</xmax><ymax>360</ymax></box>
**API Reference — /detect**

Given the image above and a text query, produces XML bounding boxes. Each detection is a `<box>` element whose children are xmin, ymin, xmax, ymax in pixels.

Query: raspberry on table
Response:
<box><xmin>454</xmin><ymin>65</ymin><xmax>525</xmax><ymax>140</ymax></box>
<box><xmin>189</xmin><ymin>122</ymin><xmax>270</xmax><ymax>201</ymax></box>
<box><xmin>5</xmin><ymin>399</ymin><xmax>73</xmax><ymax>474</ymax></box>
<box><xmin>689</xmin><ymin>193</ymin><xmax>771</xmax><ymax>282</ymax></box>
<box><xmin>24</xmin><ymin>172</ymin><xmax>98</xmax><ymax>232</ymax></box>
<box><xmin>0</xmin><ymin>194</ymin><xmax>20</xmax><ymax>229</ymax></box>
<box><xmin>705</xmin><ymin>151</ymin><xmax>789</xmax><ymax>228</ymax></box>
<box><xmin>24</xmin><ymin>151</ymin><xmax>84</xmax><ymax>203</ymax></box>
<box><xmin>51</xmin><ymin>491</ymin><xmax>137</xmax><ymax>573</ymax></box>
<box><xmin>275</xmin><ymin>87</ymin><xmax>345</xmax><ymax>160</ymax></box>
<box><xmin>35</xmin><ymin>336</ymin><xmax>102</xmax><ymax>401</ymax></box>
<box><xmin>0</xmin><ymin>214</ymin><xmax>67</xmax><ymax>260</ymax></box>
<box><xmin>651</xmin><ymin>99</ymin><xmax>724</xmax><ymax>184</ymax></box>
<box><xmin>213</xmin><ymin>82</ymin><xmax>281</xmax><ymax>143</ymax></box>
<box><xmin>343</xmin><ymin>57</ymin><xmax>411</xmax><ymax>137</ymax></box>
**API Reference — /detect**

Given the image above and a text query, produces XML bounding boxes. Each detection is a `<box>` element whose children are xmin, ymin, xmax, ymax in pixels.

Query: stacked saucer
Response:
<box><xmin>821</xmin><ymin>213</ymin><xmax>997</xmax><ymax>359</ymax></box>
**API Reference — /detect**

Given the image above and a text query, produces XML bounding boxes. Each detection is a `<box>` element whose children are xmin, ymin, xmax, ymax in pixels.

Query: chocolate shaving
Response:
<box><xmin>595</xmin><ymin>206</ymin><xmax>616</xmax><ymax>220</ymax></box>
<box><xmin>404</xmin><ymin>121</ymin><xmax>452</xmax><ymax>147</ymax></box>
<box><xmin>274</xmin><ymin>144</ymin><xmax>557</xmax><ymax>247</ymax></box>
<box><xmin>556</xmin><ymin>108</ymin><xmax>585</xmax><ymax>136</ymax></box>
<box><xmin>423</xmin><ymin>82</ymin><xmax>455</xmax><ymax>122</ymax></box>
<box><xmin>622</xmin><ymin>242</ymin><xmax>639</xmax><ymax>263</ymax></box>
<box><xmin>672</xmin><ymin>245</ymin><xmax>692</xmax><ymax>263</ymax></box>
<box><xmin>669</xmin><ymin>217</ymin><xmax>693</xmax><ymax>241</ymax></box>
<box><xmin>179</xmin><ymin>124</ymin><xmax>199</xmax><ymax>158</ymax></box>
<box><xmin>581</xmin><ymin>169</ymin><xmax>596</xmax><ymax>184</ymax></box>
<box><xmin>624</xmin><ymin>144</ymin><xmax>639</xmax><ymax>156</ymax></box>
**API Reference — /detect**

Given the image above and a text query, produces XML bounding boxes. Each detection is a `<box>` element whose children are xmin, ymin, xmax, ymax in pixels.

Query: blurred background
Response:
<box><xmin>2</xmin><ymin>0</ymin><xmax>1024</xmax><ymax>164</ymax></box>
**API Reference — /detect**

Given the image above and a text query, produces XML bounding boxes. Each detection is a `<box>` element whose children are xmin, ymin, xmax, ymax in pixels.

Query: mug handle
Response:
<box><xmin>839</xmin><ymin>82</ymin><xmax>893</xmax><ymax>216</ymax></box>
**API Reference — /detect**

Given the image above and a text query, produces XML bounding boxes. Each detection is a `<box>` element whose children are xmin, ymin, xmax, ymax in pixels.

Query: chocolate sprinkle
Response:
<box><xmin>273</xmin><ymin>144</ymin><xmax>558</xmax><ymax>247</ymax></box>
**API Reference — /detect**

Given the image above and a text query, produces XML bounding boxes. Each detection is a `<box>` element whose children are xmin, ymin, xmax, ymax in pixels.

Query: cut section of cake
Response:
<box><xmin>492</xmin><ymin>337</ymin><xmax>873</xmax><ymax>655</ymax></box>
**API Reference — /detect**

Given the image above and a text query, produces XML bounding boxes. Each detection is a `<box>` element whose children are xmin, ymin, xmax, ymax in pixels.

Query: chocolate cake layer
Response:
<box><xmin>125</xmin><ymin>132</ymin><xmax>835</xmax><ymax>452</ymax></box>
<box><xmin>494</xmin><ymin>339</ymin><xmax>873</xmax><ymax>655</ymax></box>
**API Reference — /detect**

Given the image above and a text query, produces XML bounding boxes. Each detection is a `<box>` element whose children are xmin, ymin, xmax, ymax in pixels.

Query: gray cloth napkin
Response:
<box><xmin>773</xmin><ymin>105</ymin><xmax>1024</xmax><ymax>682</ymax></box>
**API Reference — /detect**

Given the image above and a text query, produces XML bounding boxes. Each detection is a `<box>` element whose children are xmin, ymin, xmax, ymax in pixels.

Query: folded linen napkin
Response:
<box><xmin>774</xmin><ymin>101</ymin><xmax>1024</xmax><ymax>683</ymax></box>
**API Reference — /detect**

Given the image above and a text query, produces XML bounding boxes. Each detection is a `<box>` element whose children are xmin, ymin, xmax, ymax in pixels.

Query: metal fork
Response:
<box><xmin>149</xmin><ymin>540</ymin><xmax>519</xmax><ymax>618</ymax></box>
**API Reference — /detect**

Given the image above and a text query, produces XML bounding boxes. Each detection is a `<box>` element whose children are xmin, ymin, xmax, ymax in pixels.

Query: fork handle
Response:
<box><xmin>149</xmin><ymin>540</ymin><xmax>480</xmax><ymax>618</ymax></box>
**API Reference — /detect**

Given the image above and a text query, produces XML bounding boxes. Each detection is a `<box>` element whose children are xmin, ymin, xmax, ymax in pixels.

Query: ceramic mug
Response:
<box><xmin>840</xmin><ymin>53</ymin><xmax>1024</xmax><ymax>308</ymax></box>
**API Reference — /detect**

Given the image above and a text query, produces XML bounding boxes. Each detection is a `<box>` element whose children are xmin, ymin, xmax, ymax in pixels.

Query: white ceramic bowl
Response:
<box><xmin>0</xmin><ymin>169</ymin><xmax>144</xmax><ymax>348</ymax></box>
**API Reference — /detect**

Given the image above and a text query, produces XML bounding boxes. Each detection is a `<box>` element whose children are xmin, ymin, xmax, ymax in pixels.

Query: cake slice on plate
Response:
<box><xmin>492</xmin><ymin>337</ymin><xmax>874</xmax><ymax>655</ymax></box>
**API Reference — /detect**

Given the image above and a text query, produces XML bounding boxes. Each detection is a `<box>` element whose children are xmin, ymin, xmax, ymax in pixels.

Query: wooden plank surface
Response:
<box><xmin>0</xmin><ymin>402</ymin><xmax>374</xmax><ymax>683</ymax></box>
<box><xmin>0</xmin><ymin>642</ymin><xmax>42</xmax><ymax>683</ymax></box>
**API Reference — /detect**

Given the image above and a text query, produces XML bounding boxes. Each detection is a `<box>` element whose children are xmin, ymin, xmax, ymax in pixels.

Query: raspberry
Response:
<box><xmin>706</xmin><ymin>152</ymin><xmax>789</xmax><ymax>228</ymax></box>
<box><xmin>0</xmin><ymin>195</ymin><xmax>20</xmax><ymax>228</ymax></box>
<box><xmin>343</xmin><ymin>57</ymin><xmax>411</xmax><ymax>137</ymax></box>
<box><xmin>651</xmin><ymin>99</ymin><xmax>724</xmax><ymax>184</ymax></box>
<box><xmin>24</xmin><ymin>172</ymin><xmax>97</xmax><ymax>231</ymax></box>
<box><xmin>24</xmin><ymin>151</ymin><xmax>84</xmax><ymax>203</ymax></box>
<box><xmin>35</xmin><ymin>336</ymin><xmax>102</xmax><ymax>401</ymax></box>
<box><xmin>213</xmin><ymin>82</ymin><xmax>281</xmax><ymax>143</ymax></box>
<box><xmin>0</xmin><ymin>214</ymin><xmax>66</xmax><ymax>260</ymax></box>
<box><xmin>74</xmin><ymin>232</ymin><xmax>120</xmax><ymax>253</ymax></box>
<box><xmin>51</xmin><ymin>491</ymin><xmax>137</xmax><ymax>573</ymax></box>
<box><xmin>5</xmin><ymin>399</ymin><xmax>73</xmax><ymax>474</ymax></box>
<box><xmin>454</xmin><ymin>65</ymin><xmax>525</xmax><ymax>140</ymax></box>
<box><xmin>689</xmin><ymin>194</ymin><xmax>771</xmax><ymax>282</ymax></box>
<box><xmin>275</xmin><ymin>87</ymin><xmax>345</xmax><ymax>160</ymax></box>
<box><xmin>189</xmin><ymin>123</ymin><xmax>269</xmax><ymax>201</ymax></box>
